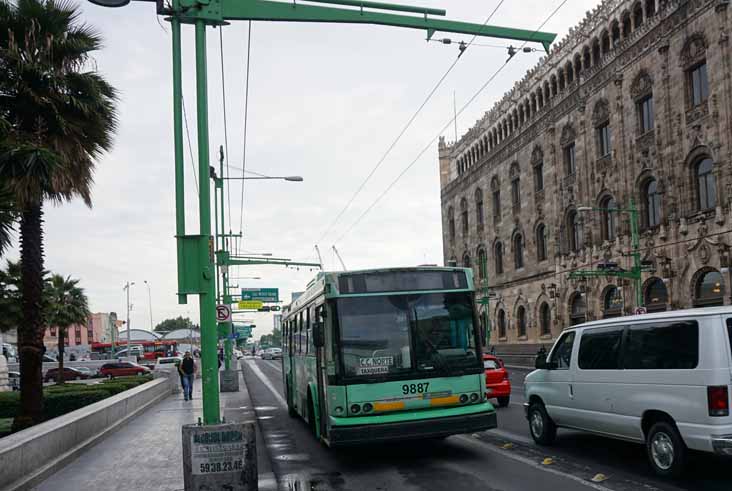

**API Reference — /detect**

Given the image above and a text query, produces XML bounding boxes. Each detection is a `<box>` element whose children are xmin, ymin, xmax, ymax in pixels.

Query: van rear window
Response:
<box><xmin>624</xmin><ymin>321</ymin><xmax>698</xmax><ymax>370</ymax></box>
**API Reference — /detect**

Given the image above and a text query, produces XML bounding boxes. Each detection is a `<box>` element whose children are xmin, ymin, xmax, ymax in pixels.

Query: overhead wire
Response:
<box><xmin>181</xmin><ymin>95</ymin><xmax>199</xmax><ymax>196</ymax></box>
<box><xmin>333</xmin><ymin>0</ymin><xmax>570</xmax><ymax>245</ymax></box>
<box><xmin>311</xmin><ymin>0</ymin><xmax>507</xmax><ymax>248</ymax></box>
<box><xmin>237</xmin><ymin>21</ymin><xmax>253</xmax><ymax>255</ymax></box>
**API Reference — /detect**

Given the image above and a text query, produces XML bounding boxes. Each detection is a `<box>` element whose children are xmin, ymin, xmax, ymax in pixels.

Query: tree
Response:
<box><xmin>0</xmin><ymin>0</ymin><xmax>118</xmax><ymax>429</ymax></box>
<box><xmin>0</xmin><ymin>260</ymin><xmax>22</xmax><ymax>333</ymax></box>
<box><xmin>0</xmin><ymin>187</ymin><xmax>16</xmax><ymax>257</ymax></box>
<box><xmin>154</xmin><ymin>316</ymin><xmax>199</xmax><ymax>335</ymax></box>
<box><xmin>46</xmin><ymin>275</ymin><xmax>89</xmax><ymax>385</ymax></box>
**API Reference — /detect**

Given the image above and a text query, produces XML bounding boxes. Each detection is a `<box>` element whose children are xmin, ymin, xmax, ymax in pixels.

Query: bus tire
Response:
<box><xmin>307</xmin><ymin>392</ymin><xmax>318</xmax><ymax>439</ymax></box>
<box><xmin>286</xmin><ymin>382</ymin><xmax>297</xmax><ymax>418</ymax></box>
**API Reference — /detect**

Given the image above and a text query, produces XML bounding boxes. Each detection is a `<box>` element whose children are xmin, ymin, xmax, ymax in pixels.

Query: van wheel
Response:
<box><xmin>286</xmin><ymin>382</ymin><xmax>297</xmax><ymax>418</ymax></box>
<box><xmin>646</xmin><ymin>421</ymin><xmax>687</xmax><ymax>478</ymax></box>
<box><xmin>528</xmin><ymin>402</ymin><xmax>556</xmax><ymax>445</ymax></box>
<box><xmin>497</xmin><ymin>396</ymin><xmax>510</xmax><ymax>408</ymax></box>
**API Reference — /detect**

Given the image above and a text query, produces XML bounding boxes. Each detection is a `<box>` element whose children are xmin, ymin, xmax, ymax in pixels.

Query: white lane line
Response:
<box><xmin>266</xmin><ymin>360</ymin><xmax>282</xmax><ymax>372</ymax></box>
<box><xmin>245</xmin><ymin>359</ymin><xmax>287</xmax><ymax>408</ymax></box>
<box><xmin>454</xmin><ymin>434</ymin><xmax>613</xmax><ymax>491</ymax></box>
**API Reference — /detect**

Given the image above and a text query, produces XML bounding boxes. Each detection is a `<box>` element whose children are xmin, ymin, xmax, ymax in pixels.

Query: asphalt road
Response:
<box><xmin>242</xmin><ymin>357</ymin><xmax>644</xmax><ymax>491</ymax></box>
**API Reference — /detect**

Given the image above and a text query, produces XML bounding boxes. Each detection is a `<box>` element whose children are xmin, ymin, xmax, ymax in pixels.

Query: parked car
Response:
<box><xmin>99</xmin><ymin>362</ymin><xmax>150</xmax><ymax>378</ymax></box>
<box><xmin>8</xmin><ymin>371</ymin><xmax>19</xmax><ymax>391</ymax></box>
<box><xmin>113</xmin><ymin>346</ymin><xmax>143</xmax><ymax>359</ymax></box>
<box><xmin>525</xmin><ymin>306</ymin><xmax>732</xmax><ymax>478</ymax></box>
<box><xmin>73</xmin><ymin>366</ymin><xmax>98</xmax><ymax>378</ymax></box>
<box><xmin>44</xmin><ymin>367</ymin><xmax>90</xmax><ymax>382</ymax></box>
<box><xmin>262</xmin><ymin>347</ymin><xmax>282</xmax><ymax>360</ymax></box>
<box><xmin>42</xmin><ymin>354</ymin><xmax>56</xmax><ymax>363</ymax></box>
<box><xmin>483</xmin><ymin>354</ymin><xmax>511</xmax><ymax>407</ymax></box>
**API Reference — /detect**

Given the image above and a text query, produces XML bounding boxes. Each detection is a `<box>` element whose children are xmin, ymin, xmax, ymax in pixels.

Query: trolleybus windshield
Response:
<box><xmin>337</xmin><ymin>291</ymin><xmax>482</xmax><ymax>381</ymax></box>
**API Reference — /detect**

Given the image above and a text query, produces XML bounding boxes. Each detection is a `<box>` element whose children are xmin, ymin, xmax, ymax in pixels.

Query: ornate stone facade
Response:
<box><xmin>439</xmin><ymin>0</ymin><xmax>732</xmax><ymax>347</ymax></box>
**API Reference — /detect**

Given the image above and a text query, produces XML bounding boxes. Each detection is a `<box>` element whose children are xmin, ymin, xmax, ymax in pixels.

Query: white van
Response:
<box><xmin>524</xmin><ymin>306</ymin><xmax>732</xmax><ymax>477</ymax></box>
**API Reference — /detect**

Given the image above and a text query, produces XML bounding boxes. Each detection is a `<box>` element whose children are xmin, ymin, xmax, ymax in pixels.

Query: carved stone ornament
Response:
<box><xmin>630</xmin><ymin>70</ymin><xmax>653</xmax><ymax>101</ymax></box>
<box><xmin>560</xmin><ymin>123</ymin><xmax>576</xmax><ymax>147</ymax></box>
<box><xmin>509</xmin><ymin>162</ymin><xmax>520</xmax><ymax>178</ymax></box>
<box><xmin>592</xmin><ymin>99</ymin><xmax>610</xmax><ymax>127</ymax></box>
<box><xmin>680</xmin><ymin>33</ymin><xmax>707</xmax><ymax>68</ymax></box>
<box><xmin>531</xmin><ymin>145</ymin><xmax>544</xmax><ymax>165</ymax></box>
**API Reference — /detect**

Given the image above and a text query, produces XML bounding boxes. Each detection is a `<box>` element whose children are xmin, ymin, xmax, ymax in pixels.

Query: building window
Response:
<box><xmin>75</xmin><ymin>335</ymin><xmax>81</xmax><ymax>345</ymax></box>
<box><xmin>463</xmin><ymin>253</ymin><xmax>471</xmax><ymax>269</ymax></box>
<box><xmin>539</xmin><ymin>302</ymin><xmax>551</xmax><ymax>336</ymax></box>
<box><xmin>601</xmin><ymin>196</ymin><xmax>617</xmax><ymax>242</ymax></box>
<box><xmin>603</xmin><ymin>286</ymin><xmax>623</xmax><ymax>318</ymax></box>
<box><xmin>694</xmin><ymin>270</ymin><xmax>724</xmax><ymax>307</ymax></box>
<box><xmin>568</xmin><ymin>210</ymin><xmax>582</xmax><ymax>252</ymax></box>
<box><xmin>513</xmin><ymin>234</ymin><xmax>524</xmax><ymax>270</ymax></box>
<box><xmin>511</xmin><ymin>176</ymin><xmax>521</xmax><ymax>211</ymax></box>
<box><xmin>494</xmin><ymin>242</ymin><xmax>504</xmax><ymax>275</ymax></box>
<box><xmin>696</xmin><ymin>157</ymin><xmax>716</xmax><ymax>211</ymax></box>
<box><xmin>644</xmin><ymin>278</ymin><xmax>668</xmax><ymax>312</ymax></box>
<box><xmin>533</xmin><ymin>161</ymin><xmax>544</xmax><ymax>192</ymax></box>
<box><xmin>688</xmin><ymin>62</ymin><xmax>709</xmax><ymax>107</ymax></box>
<box><xmin>448</xmin><ymin>207</ymin><xmax>455</xmax><ymax>241</ymax></box>
<box><xmin>517</xmin><ymin>306</ymin><xmax>527</xmax><ymax>338</ymax></box>
<box><xmin>637</xmin><ymin>95</ymin><xmax>654</xmax><ymax>134</ymax></box>
<box><xmin>570</xmin><ymin>294</ymin><xmax>587</xmax><ymax>326</ymax></box>
<box><xmin>50</xmin><ymin>327</ymin><xmax>57</xmax><ymax>337</ymax></box>
<box><xmin>491</xmin><ymin>178</ymin><xmax>501</xmax><ymax>223</ymax></box>
<box><xmin>596</xmin><ymin>122</ymin><xmax>611</xmax><ymax>158</ymax></box>
<box><xmin>460</xmin><ymin>198</ymin><xmax>468</xmax><ymax>235</ymax></box>
<box><xmin>643</xmin><ymin>178</ymin><xmax>661</xmax><ymax>228</ymax></box>
<box><xmin>498</xmin><ymin>309</ymin><xmax>506</xmax><ymax>338</ymax></box>
<box><xmin>564</xmin><ymin>143</ymin><xmax>576</xmax><ymax>175</ymax></box>
<box><xmin>478</xmin><ymin>248</ymin><xmax>487</xmax><ymax>279</ymax></box>
<box><xmin>536</xmin><ymin>224</ymin><xmax>547</xmax><ymax>262</ymax></box>
<box><xmin>475</xmin><ymin>188</ymin><xmax>484</xmax><ymax>231</ymax></box>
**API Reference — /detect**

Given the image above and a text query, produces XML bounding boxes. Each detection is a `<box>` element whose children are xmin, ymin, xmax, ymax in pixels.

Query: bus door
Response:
<box><xmin>314</xmin><ymin>304</ymin><xmax>328</xmax><ymax>438</ymax></box>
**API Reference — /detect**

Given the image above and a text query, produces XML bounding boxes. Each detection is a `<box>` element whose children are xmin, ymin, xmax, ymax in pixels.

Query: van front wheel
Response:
<box><xmin>528</xmin><ymin>402</ymin><xmax>556</xmax><ymax>445</ymax></box>
<box><xmin>646</xmin><ymin>421</ymin><xmax>687</xmax><ymax>478</ymax></box>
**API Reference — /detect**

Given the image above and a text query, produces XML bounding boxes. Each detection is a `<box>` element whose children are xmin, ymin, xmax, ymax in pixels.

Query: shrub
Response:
<box><xmin>43</xmin><ymin>389</ymin><xmax>111</xmax><ymax>420</ymax></box>
<box><xmin>0</xmin><ymin>392</ymin><xmax>20</xmax><ymax>419</ymax></box>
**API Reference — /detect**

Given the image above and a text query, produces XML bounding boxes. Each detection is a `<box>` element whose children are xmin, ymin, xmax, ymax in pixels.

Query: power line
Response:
<box><xmin>237</xmin><ymin>21</ymin><xmax>253</xmax><ymax>255</ymax></box>
<box><xmin>312</xmin><ymin>0</ymin><xmax>506</xmax><ymax>247</ymax></box>
<box><xmin>333</xmin><ymin>0</ymin><xmax>569</xmax><ymax>244</ymax></box>
<box><xmin>219</xmin><ymin>27</ymin><xmax>233</xmax><ymax>237</ymax></box>
<box><xmin>181</xmin><ymin>95</ymin><xmax>199</xmax><ymax>196</ymax></box>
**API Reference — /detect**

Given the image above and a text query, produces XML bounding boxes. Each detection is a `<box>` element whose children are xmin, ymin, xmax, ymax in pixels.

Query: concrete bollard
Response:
<box><xmin>182</xmin><ymin>422</ymin><xmax>257</xmax><ymax>491</ymax></box>
<box><xmin>219</xmin><ymin>368</ymin><xmax>239</xmax><ymax>392</ymax></box>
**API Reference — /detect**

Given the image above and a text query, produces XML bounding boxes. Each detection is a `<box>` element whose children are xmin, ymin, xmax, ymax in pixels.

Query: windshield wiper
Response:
<box><xmin>413</xmin><ymin>308</ymin><xmax>452</xmax><ymax>376</ymax></box>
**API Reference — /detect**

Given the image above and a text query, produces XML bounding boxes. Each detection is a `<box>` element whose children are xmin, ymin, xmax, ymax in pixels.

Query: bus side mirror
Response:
<box><xmin>313</xmin><ymin>322</ymin><xmax>325</xmax><ymax>348</ymax></box>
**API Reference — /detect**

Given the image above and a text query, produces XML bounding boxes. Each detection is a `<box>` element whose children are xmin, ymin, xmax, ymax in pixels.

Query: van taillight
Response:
<box><xmin>708</xmin><ymin>386</ymin><xmax>729</xmax><ymax>417</ymax></box>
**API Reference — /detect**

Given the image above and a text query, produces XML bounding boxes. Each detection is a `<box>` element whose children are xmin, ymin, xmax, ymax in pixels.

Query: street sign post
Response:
<box><xmin>238</xmin><ymin>300</ymin><xmax>263</xmax><ymax>310</ymax></box>
<box><xmin>240</xmin><ymin>288</ymin><xmax>279</xmax><ymax>303</ymax></box>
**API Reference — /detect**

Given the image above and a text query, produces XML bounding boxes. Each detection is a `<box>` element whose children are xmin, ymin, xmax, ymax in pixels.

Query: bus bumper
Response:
<box><xmin>328</xmin><ymin>410</ymin><xmax>497</xmax><ymax>446</ymax></box>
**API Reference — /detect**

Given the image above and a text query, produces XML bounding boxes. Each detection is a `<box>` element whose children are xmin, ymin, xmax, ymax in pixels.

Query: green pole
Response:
<box><xmin>480</xmin><ymin>255</ymin><xmax>490</xmax><ymax>349</ymax></box>
<box><xmin>172</xmin><ymin>0</ymin><xmax>187</xmax><ymax>306</ymax></box>
<box><xmin>195</xmin><ymin>20</ymin><xmax>220</xmax><ymax>424</ymax></box>
<box><xmin>629</xmin><ymin>197</ymin><xmax>642</xmax><ymax>309</ymax></box>
<box><xmin>219</xmin><ymin>147</ymin><xmax>233</xmax><ymax>371</ymax></box>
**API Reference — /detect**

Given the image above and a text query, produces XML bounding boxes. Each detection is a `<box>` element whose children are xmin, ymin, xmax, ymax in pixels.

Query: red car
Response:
<box><xmin>99</xmin><ymin>361</ymin><xmax>150</xmax><ymax>378</ymax></box>
<box><xmin>44</xmin><ymin>367</ymin><xmax>90</xmax><ymax>382</ymax></box>
<box><xmin>483</xmin><ymin>354</ymin><xmax>511</xmax><ymax>407</ymax></box>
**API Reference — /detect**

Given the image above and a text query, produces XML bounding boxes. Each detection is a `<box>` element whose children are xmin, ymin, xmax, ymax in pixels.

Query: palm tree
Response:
<box><xmin>0</xmin><ymin>187</ymin><xmax>16</xmax><ymax>258</ymax></box>
<box><xmin>46</xmin><ymin>275</ymin><xmax>89</xmax><ymax>385</ymax></box>
<box><xmin>0</xmin><ymin>0</ymin><xmax>118</xmax><ymax>429</ymax></box>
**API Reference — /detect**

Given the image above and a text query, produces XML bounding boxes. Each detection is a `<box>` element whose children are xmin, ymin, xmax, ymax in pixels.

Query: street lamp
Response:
<box><xmin>144</xmin><ymin>280</ymin><xmax>154</xmax><ymax>330</ymax></box>
<box><xmin>230</xmin><ymin>276</ymin><xmax>261</xmax><ymax>280</ymax></box>
<box><xmin>123</xmin><ymin>281</ymin><xmax>135</xmax><ymax>354</ymax></box>
<box><xmin>223</xmin><ymin>175</ymin><xmax>304</xmax><ymax>182</ymax></box>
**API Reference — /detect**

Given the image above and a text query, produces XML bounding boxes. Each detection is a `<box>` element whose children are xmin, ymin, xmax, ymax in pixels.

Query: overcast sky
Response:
<box><xmin>4</xmin><ymin>0</ymin><xmax>600</xmax><ymax>337</ymax></box>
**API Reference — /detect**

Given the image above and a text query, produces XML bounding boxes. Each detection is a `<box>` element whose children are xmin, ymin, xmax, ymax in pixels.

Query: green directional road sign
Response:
<box><xmin>241</xmin><ymin>288</ymin><xmax>279</xmax><ymax>303</ymax></box>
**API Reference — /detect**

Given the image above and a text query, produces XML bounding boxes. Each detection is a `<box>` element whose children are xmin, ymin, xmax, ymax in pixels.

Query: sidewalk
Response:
<box><xmin>33</xmin><ymin>361</ymin><xmax>274</xmax><ymax>491</ymax></box>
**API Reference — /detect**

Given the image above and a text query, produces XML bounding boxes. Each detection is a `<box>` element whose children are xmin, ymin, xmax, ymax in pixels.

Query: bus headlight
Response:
<box><xmin>470</xmin><ymin>393</ymin><xmax>479</xmax><ymax>403</ymax></box>
<box><xmin>334</xmin><ymin>406</ymin><xmax>344</xmax><ymax>415</ymax></box>
<box><xmin>350</xmin><ymin>404</ymin><xmax>361</xmax><ymax>414</ymax></box>
<box><xmin>459</xmin><ymin>394</ymin><xmax>469</xmax><ymax>404</ymax></box>
<box><xmin>363</xmin><ymin>403</ymin><xmax>373</xmax><ymax>413</ymax></box>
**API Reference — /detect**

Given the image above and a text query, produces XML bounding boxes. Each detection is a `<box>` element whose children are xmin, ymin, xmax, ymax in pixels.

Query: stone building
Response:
<box><xmin>439</xmin><ymin>0</ymin><xmax>732</xmax><ymax>349</ymax></box>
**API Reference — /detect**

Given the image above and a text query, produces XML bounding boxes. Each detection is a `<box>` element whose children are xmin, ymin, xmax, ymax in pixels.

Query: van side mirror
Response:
<box><xmin>535</xmin><ymin>354</ymin><xmax>547</xmax><ymax>369</ymax></box>
<box><xmin>313</xmin><ymin>321</ymin><xmax>325</xmax><ymax>348</ymax></box>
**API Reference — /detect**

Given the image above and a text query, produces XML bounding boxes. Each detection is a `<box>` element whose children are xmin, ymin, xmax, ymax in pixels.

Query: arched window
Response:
<box><xmin>536</xmin><ymin>224</ymin><xmax>548</xmax><ymax>262</ymax></box>
<box><xmin>475</xmin><ymin>188</ymin><xmax>484</xmax><ymax>231</ymax></box>
<box><xmin>603</xmin><ymin>286</ymin><xmax>623</xmax><ymax>318</ymax></box>
<box><xmin>646</xmin><ymin>0</ymin><xmax>656</xmax><ymax>17</ymax></box>
<box><xmin>497</xmin><ymin>309</ymin><xmax>507</xmax><ymax>338</ymax></box>
<box><xmin>514</xmin><ymin>234</ymin><xmax>524</xmax><ymax>270</ymax></box>
<box><xmin>533</xmin><ymin>160</ymin><xmax>544</xmax><ymax>192</ymax></box>
<box><xmin>478</xmin><ymin>248</ymin><xmax>487</xmax><ymax>279</ymax></box>
<box><xmin>491</xmin><ymin>177</ymin><xmax>501</xmax><ymax>223</ymax></box>
<box><xmin>696</xmin><ymin>157</ymin><xmax>716</xmax><ymax>210</ymax></box>
<box><xmin>460</xmin><ymin>198</ymin><xmax>469</xmax><ymax>235</ymax></box>
<box><xmin>694</xmin><ymin>270</ymin><xmax>724</xmax><ymax>307</ymax></box>
<box><xmin>622</xmin><ymin>12</ymin><xmax>632</xmax><ymax>37</ymax></box>
<box><xmin>643</xmin><ymin>178</ymin><xmax>661</xmax><ymax>228</ymax></box>
<box><xmin>601</xmin><ymin>31</ymin><xmax>611</xmax><ymax>54</ymax></box>
<box><xmin>645</xmin><ymin>278</ymin><xmax>668</xmax><ymax>312</ymax></box>
<box><xmin>539</xmin><ymin>302</ymin><xmax>551</xmax><ymax>336</ymax></box>
<box><xmin>568</xmin><ymin>210</ymin><xmax>582</xmax><ymax>252</ymax></box>
<box><xmin>601</xmin><ymin>196</ymin><xmax>618</xmax><ymax>242</ymax></box>
<box><xmin>633</xmin><ymin>2</ymin><xmax>644</xmax><ymax>28</ymax></box>
<box><xmin>517</xmin><ymin>306</ymin><xmax>527</xmax><ymax>338</ymax></box>
<box><xmin>463</xmin><ymin>253</ymin><xmax>471</xmax><ymax>269</ymax></box>
<box><xmin>583</xmin><ymin>46</ymin><xmax>591</xmax><ymax>70</ymax></box>
<box><xmin>495</xmin><ymin>242</ymin><xmax>504</xmax><ymax>275</ymax></box>
<box><xmin>448</xmin><ymin>207</ymin><xmax>455</xmax><ymax>241</ymax></box>
<box><xmin>592</xmin><ymin>39</ymin><xmax>601</xmax><ymax>66</ymax></box>
<box><xmin>510</xmin><ymin>163</ymin><xmax>521</xmax><ymax>211</ymax></box>
<box><xmin>611</xmin><ymin>20</ymin><xmax>620</xmax><ymax>46</ymax></box>
<box><xmin>570</xmin><ymin>294</ymin><xmax>587</xmax><ymax>326</ymax></box>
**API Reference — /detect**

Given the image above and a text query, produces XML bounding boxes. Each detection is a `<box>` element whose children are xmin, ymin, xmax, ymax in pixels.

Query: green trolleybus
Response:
<box><xmin>281</xmin><ymin>266</ymin><xmax>497</xmax><ymax>446</ymax></box>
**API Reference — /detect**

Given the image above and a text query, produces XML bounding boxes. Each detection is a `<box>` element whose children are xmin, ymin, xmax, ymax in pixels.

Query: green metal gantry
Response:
<box><xmin>91</xmin><ymin>0</ymin><xmax>557</xmax><ymax>425</ymax></box>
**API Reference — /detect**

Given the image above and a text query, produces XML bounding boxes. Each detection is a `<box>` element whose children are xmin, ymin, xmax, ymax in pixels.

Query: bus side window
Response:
<box><xmin>298</xmin><ymin>312</ymin><xmax>304</xmax><ymax>354</ymax></box>
<box><xmin>307</xmin><ymin>307</ymin><xmax>314</xmax><ymax>354</ymax></box>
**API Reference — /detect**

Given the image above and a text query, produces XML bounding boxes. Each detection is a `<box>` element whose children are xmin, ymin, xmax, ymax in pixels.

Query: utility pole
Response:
<box><xmin>123</xmin><ymin>281</ymin><xmax>134</xmax><ymax>354</ymax></box>
<box><xmin>144</xmin><ymin>280</ymin><xmax>154</xmax><ymax>330</ymax></box>
<box><xmin>478</xmin><ymin>254</ymin><xmax>491</xmax><ymax>349</ymax></box>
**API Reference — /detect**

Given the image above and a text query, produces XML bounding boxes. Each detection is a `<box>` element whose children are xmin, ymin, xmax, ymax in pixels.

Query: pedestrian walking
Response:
<box><xmin>179</xmin><ymin>351</ymin><xmax>196</xmax><ymax>401</ymax></box>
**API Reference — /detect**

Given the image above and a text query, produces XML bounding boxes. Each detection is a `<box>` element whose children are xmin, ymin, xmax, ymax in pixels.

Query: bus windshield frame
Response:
<box><xmin>333</xmin><ymin>290</ymin><xmax>483</xmax><ymax>384</ymax></box>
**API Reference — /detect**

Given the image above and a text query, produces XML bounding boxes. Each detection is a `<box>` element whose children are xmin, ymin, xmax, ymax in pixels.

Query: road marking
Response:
<box><xmin>265</xmin><ymin>360</ymin><xmax>282</xmax><ymax>372</ymax></box>
<box><xmin>455</xmin><ymin>435</ymin><xmax>614</xmax><ymax>491</ymax></box>
<box><xmin>488</xmin><ymin>428</ymin><xmax>534</xmax><ymax>445</ymax></box>
<box><xmin>245</xmin><ymin>359</ymin><xmax>287</xmax><ymax>408</ymax></box>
